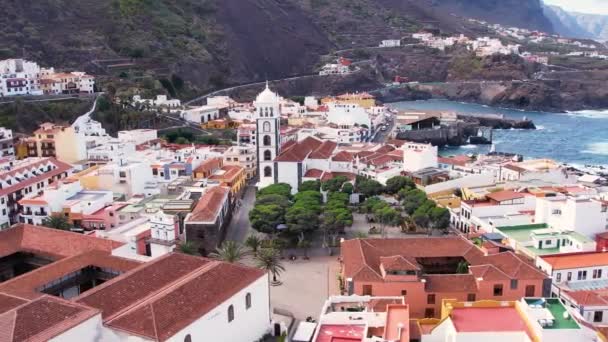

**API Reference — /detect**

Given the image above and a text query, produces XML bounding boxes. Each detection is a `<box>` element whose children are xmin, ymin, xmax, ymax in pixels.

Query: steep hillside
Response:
<box><xmin>543</xmin><ymin>5</ymin><xmax>608</xmax><ymax>41</ymax></box>
<box><xmin>0</xmin><ymin>0</ymin><xmax>557</xmax><ymax>98</ymax></box>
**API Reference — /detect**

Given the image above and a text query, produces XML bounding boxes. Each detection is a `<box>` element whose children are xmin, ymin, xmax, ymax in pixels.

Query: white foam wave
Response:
<box><xmin>582</xmin><ymin>142</ymin><xmax>608</xmax><ymax>156</ymax></box>
<box><xmin>566</xmin><ymin>110</ymin><xmax>608</xmax><ymax>119</ymax></box>
<box><xmin>460</xmin><ymin>144</ymin><xmax>478</xmax><ymax>149</ymax></box>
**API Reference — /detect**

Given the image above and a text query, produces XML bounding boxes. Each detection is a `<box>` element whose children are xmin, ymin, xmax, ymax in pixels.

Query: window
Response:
<box><xmin>228</xmin><ymin>305</ymin><xmax>234</xmax><ymax>322</ymax></box>
<box><xmin>362</xmin><ymin>285</ymin><xmax>372</xmax><ymax>296</ymax></box>
<box><xmin>594</xmin><ymin>269</ymin><xmax>603</xmax><ymax>279</ymax></box>
<box><xmin>567</xmin><ymin>272</ymin><xmax>572</xmax><ymax>281</ymax></box>
<box><xmin>493</xmin><ymin>284</ymin><xmax>503</xmax><ymax>296</ymax></box>
<box><xmin>401</xmin><ymin>290</ymin><xmax>407</xmax><ymax>296</ymax></box>
<box><xmin>427</xmin><ymin>294</ymin><xmax>435</xmax><ymax>304</ymax></box>
<box><xmin>594</xmin><ymin>311</ymin><xmax>604</xmax><ymax>323</ymax></box>
<box><xmin>578</xmin><ymin>270</ymin><xmax>587</xmax><ymax>280</ymax></box>
<box><xmin>467</xmin><ymin>293</ymin><xmax>476</xmax><ymax>302</ymax></box>
<box><xmin>425</xmin><ymin>308</ymin><xmax>435</xmax><ymax>318</ymax></box>
<box><xmin>264</xmin><ymin>150</ymin><xmax>271</xmax><ymax>161</ymax></box>
<box><xmin>263</xmin><ymin>135</ymin><xmax>271</xmax><ymax>146</ymax></box>
<box><xmin>184</xmin><ymin>335</ymin><xmax>192</xmax><ymax>342</ymax></box>
<box><xmin>510</xmin><ymin>279</ymin><xmax>518</xmax><ymax>289</ymax></box>
<box><xmin>556</xmin><ymin>273</ymin><xmax>561</xmax><ymax>282</ymax></box>
<box><xmin>264</xmin><ymin>166</ymin><xmax>272</xmax><ymax>177</ymax></box>
<box><xmin>263</xmin><ymin>121</ymin><xmax>271</xmax><ymax>132</ymax></box>
<box><xmin>525</xmin><ymin>285</ymin><xmax>535</xmax><ymax>297</ymax></box>
<box><xmin>245</xmin><ymin>293</ymin><xmax>252</xmax><ymax>309</ymax></box>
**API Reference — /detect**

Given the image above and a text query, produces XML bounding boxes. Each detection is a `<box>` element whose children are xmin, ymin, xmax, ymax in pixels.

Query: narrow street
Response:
<box><xmin>225</xmin><ymin>184</ymin><xmax>256</xmax><ymax>243</ymax></box>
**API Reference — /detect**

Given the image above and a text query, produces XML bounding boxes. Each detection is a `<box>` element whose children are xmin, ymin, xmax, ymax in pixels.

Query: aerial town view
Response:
<box><xmin>0</xmin><ymin>0</ymin><xmax>608</xmax><ymax>341</ymax></box>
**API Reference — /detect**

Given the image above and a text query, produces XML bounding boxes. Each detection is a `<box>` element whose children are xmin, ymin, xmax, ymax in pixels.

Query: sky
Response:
<box><xmin>543</xmin><ymin>0</ymin><xmax>608</xmax><ymax>15</ymax></box>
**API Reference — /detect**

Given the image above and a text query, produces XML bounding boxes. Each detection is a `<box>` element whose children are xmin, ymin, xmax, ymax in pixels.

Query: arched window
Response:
<box><xmin>264</xmin><ymin>166</ymin><xmax>272</xmax><ymax>177</ymax></box>
<box><xmin>263</xmin><ymin>121</ymin><xmax>271</xmax><ymax>132</ymax></box>
<box><xmin>246</xmin><ymin>293</ymin><xmax>252</xmax><ymax>309</ymax></box>
<box><xmin>228</xmin><ymin>305</ymin><xmax>235</xmax><ymax>322</ymax></box>
<box><xmin>184</xmin><ymin>334</ymin><xmax>192</xmax><ymax>342</ymax></box>
<box><xmin>263</xmin><ymin>135</ymin><xmax>271</xmax><ymax>146</ymax></box>
<box><xmin>264</xmin><ymin>150</ymin><xmax>271</xmax><ymax>161</ymax></box>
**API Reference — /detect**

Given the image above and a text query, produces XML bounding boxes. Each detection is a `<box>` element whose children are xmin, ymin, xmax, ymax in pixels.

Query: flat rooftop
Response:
<box><xmin>451</xmin><ymin>307</ymin><xmax>534</xmax><ymax>339</ymax></box>
<box><xmin>524</xmin><ymin>298</ymin><xmax>579</xmax><ymax>329</ymax></box>
<box><xmin>315</xmin><ymin>324</ymin><xmax>365</xmax><ymax>342</ymax></box>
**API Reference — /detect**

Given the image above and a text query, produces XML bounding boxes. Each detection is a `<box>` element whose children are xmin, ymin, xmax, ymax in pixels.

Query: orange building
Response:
<box><xmin>341</xmin><ymin>237</ymin><xmax>549</xmax><ymax>319</ymax></box>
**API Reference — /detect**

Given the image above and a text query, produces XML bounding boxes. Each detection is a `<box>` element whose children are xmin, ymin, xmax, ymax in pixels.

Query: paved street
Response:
<box><xmin>270</xmin><ymin>256</ymin><xmax>341</xmax><ymax>320</ymax></box>
<box><xmin>225</xmin><ymin>184</ymin><xmax>256</xmax><ymax>243</ymax></box>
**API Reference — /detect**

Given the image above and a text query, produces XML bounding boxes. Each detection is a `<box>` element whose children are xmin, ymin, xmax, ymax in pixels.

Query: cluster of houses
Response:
<box><xmin>0</xmin><ymin>58</ymin><xmax>95</xmax><ymax>97</ymax></box>
<box><xmin>2</xmin><ymin>81</ymin><xmax>608</xmax><ymax>341</ymax></box>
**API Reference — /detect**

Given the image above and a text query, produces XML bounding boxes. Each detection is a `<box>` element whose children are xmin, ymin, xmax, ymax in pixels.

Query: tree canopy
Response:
<box><xmin>257</xmin><ymin>183</ymin><xmax>292</xmax><ymax>199</ymax></box>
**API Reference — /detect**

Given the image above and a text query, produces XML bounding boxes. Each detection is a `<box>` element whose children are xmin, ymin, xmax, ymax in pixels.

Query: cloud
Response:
<box><xmin>544</xmin><ymin>0</ymin><xmax>608</xmax><ymax>15</ymax></box>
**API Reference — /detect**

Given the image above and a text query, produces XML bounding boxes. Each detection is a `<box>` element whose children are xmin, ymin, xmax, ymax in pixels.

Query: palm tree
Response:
<box><xmin>245</xmin><ymin>235</ymin><xmax>262</xmax><ymax>256</ymax></box>
<box><xmin>255</xmin><ymin>248</ymin><xmax>286</xmax><ymax>285</ymax></box>
<box><xmin>41</xmin><ymin>214</ymin><xmax>71</xmax><ymax>230</ymax></box>
<box><xmin>209</xmin><ymin>241</ymin><xmax>248</xmax><ymax>263</ymax></box>
<box><xmin>177</xmin><ymin>241</ymin><xmax>199</xmax><ymax>256</ymax></box>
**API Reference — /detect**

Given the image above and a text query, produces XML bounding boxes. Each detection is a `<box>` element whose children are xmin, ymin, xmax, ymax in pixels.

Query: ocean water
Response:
<box><xmin>389</xmin><ymin>100</ymin><xmax>608</xmax><ymax>167</ymax></box>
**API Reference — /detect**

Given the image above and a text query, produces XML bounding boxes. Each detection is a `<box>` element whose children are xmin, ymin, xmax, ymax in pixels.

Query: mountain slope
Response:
<box><xmin>543</xmin><ymin>4</ymin><xmax>608</xmax><ymax>41</ymax></box>
<box><xmin>0</xmin><ymin>0</ymin><xmax>557</xmax><ymax>96</ymax></box>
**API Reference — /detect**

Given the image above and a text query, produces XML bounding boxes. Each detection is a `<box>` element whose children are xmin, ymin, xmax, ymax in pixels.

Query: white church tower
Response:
<box><xmin>255</xmin><ymin>82</ymin><xmax>281</xmax><ymax>188</ymax></box>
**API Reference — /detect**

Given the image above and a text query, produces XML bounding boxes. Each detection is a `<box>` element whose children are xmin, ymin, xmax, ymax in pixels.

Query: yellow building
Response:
<box><xmin>208</xmin><ymin>165</ymin><xmax>246</xmax><ymax>197</ymax></box>
<box><xmin>321</xmin><ymin>92</ymin><xmax>376</xmax><ymax>109</ymax></box>
<box><xmin>24</xmin><ymin>123</ymin><xmax>87</xmax><ymax>163</ymax></box>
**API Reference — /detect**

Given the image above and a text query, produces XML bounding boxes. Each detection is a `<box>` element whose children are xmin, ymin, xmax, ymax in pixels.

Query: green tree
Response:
<box><xmin>285</xmin><ymin>206</ymin><xmax>320</xmax><ymax>238</ymax></box>
<box><xmin>429</xmin><ymin>207</ymin><xmax>451</xmax><ymax>230</ymax></box>
<box><xmin>177</xmin><ymin>241</ymin><xmax>199</xmax><ymax>256</ymax></box>
<box><xmin>175</xmin><ymin>136</ymin><xmax>190</xmax><ymax>144</ymax></box>
<box><xmin>245</xmin><ymin>235</ymin><xmax>263</xmax><ymax>256</ymax></box>
<box><xmin>299</xmin><ymin>180</ymin><xmax>321</xmax><ymax>192</ymax></box>
<box><xmin>356</xmin><ymin>178</ymin><xmax>384</xmax><ymax>197</ymax></box>
<box><xmin>257</xmin><ymin>183</ymin><xmax>292</xmax><ymax>199</ymax></box>
<box><xmin>322</xmin><ymin>176</ymin><xmax>348</xmax><ymax>193</ymax></box>
<box><xmin>209</xmin><ymin>241</ymin><xmax>248</xmax><ymax>263</ymax></box>
<box><xmin>385</xmin><ymin>176</ymin><xmax>414</xmax><ymax>194</ymax></box>
<box><xmin>41</xmin><ymin>215</ymin><xmax>71</xmax><ymax>230</ymax></box>
<box><xmin>456</xmin><ymin>261</ymin><xmax>469</xmax><ymax>274</ymax></box>
<box><xmin>256</xmin><ymin>248</ymin><xmax>286</xmax><ymax>284</ymax></box>
<box><xmin>249</xmin><ymin>204</ymin><xmax>286</xmax><ymax>234</ymax></box>
<box><xmin>341</xmin><ymin>182</ymin><xmax>354</xmax><ymax>195</ymax></box>
<box><xmin>374</xmin><ymin>206</ymin><xmax>401</xmax><ymax>237</ymax></box>
<box><xmin>255</xmin><ymin>194</ymin><xmax>290</xmax><ymax>208</ymax></box>
<box><xmin>412</xmin><ymin>212</ymin><xmax>430</xmax><ymax>229</ymax></box>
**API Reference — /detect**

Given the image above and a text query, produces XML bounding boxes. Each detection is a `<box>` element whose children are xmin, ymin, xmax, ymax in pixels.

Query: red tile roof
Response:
<box><xmin>308</xmin><ymin>141</ymin><xmax>337</xmax><ymax>159</ymax></box>
<box><xmin>564</xmin><ymin>291</ymin><xmax>608</xmax><ymax>306</ymax></box>
<box><xmin>194</xmin><ymin>157</ymin><xmax>223</xmax><ymax>175</ymax></box>
<box><xmin>186</xmin><ymin>186</ymin><xmax>230</xmax><ymax>223</ymax></box>
<box><xmin>0</xmin><ymin>250</ymin><xmax>140</xmax><ymax>300</ymax></box>
<box><xmin>79</xmin><ymin>253</ymin><xmax>265</xmax><ymax>341</ymax></box>
<box><xmin>541</xmin><ymin>252</ymin><xmax>608</xmax><ymax>270</ymax></box>
<box><xmin>332</xmin><ymin>151</ymin><xmax>354</xmax><ymax>162</ymax></box>
<box><xmin>0</xmin><ymin>295</ymin><xmax>99</xmax><ymax>342</ymax></box>
<box><xmin>450</xmin><ymin>306</ymin><xmax>534</xmax><ymax>340</ymax></box>
<box><xmin>321</xmin><ymin>171</ymin><xmax>357</xmax><ymax>182</ymax></box>
<box><xmin>275</xmin><ymin>136</ymin><xmax>323</xmax><ymax>162</ymax></box>
<box><xmin>304</xmin><ymin>168</ymin><xmax>324</xmax><ymax>179</ymax></box>
<box><xmin>341</xmin><ymin>238</ymin><xmax>546</xmax><ymax>283</ymax></box>
<box><xmin>0</xmin><ymin>224</ymin><xmax>125</xmax><ymax>260</ymax></box>
<box><xmin>424</xmin><ymin>274</ymin><xmax>479</xmax><ymax>292</ymax></box>
<box><xmin>486</xmin><ymin>190</ymin><xmax>527</xmax><ymax>202</ymax></box>
<box><xmin>209</xmin><ymin>165</ymin><xmax>244</xmax><ymax>183</ymax></box>
<box><xmin>0</xmin><ymin>158</ymin><xmax>72</xmax><ymax>197</ymax></box>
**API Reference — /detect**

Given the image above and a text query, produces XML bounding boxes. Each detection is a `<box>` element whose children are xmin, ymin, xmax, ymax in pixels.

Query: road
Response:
<box><xmin>184</xmin><ymin>73</ymin><xmax>318</xmax><ymax>106</ymax></box>
<box><xmin>224</xmin><ymin>185</ymin><xmax>256</xmax><ymax>243</ymax></box>
<box><xmin>71</xmin><ymin>94</ymin><xmax>102</xmax><ymax>130</ymax></box>
<box><xmin>371</xmin><ymin>118</ymin><xmax>395</xmax><ymax>143</ymax></box>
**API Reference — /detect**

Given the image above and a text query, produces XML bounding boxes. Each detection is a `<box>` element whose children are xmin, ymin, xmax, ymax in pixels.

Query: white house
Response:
<box><xmin>182</xmin><ymin>105</ymin><xmax>221</xmax><ymax>124</ymax></box>
<box><xmin>402</xmin><ymin>142</ymin><xmax>438</xmax><ymax>172</ymax></box>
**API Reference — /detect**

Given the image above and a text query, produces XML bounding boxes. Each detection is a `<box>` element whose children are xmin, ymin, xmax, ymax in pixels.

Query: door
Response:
<box><xmin>362</xmin><ymin>285</ymin><xmax>372</xmax><ymax>296</ymax></box>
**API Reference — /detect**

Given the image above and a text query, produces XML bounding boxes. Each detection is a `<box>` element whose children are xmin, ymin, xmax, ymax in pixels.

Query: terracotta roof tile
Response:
<box><xmin>304</xmin><ymin>169</ymin><xmax>324</xmax><ymax>178</ymax></box>
<box><xmin>331</xmin><ymin>151</ymin><xmax>354</xmax><ymax>162</ymax></box>
<box><xmin>308</xmin><ymin>141</ymin><xmax>337</xmax><ymax>159</ymax></box>
<box><xmin>105</xmin><ymin>259</ymin><xmax>265</xmax><ymax>341</ymax></box>
<box><xmin>186</xmin><ymin>186</ymin><xmax>230</xmax><ymax>223</ymax></box>
<box><xmin>0</xmin><ymin>296</ymin><xmax>99</xmax><ymax>342</ymax></box>
<box><xmin>541</xmin><ymin>252</ymin><xmax>608</xmax><ymax>270</ymax></box>
<box><xmin>0</xmin><ymin>250</ymin><xmax>140</xmax><ymax>300</ymax></box>
<box><xmin>486</xmin><ymin>190</ymin><xmax>527</xmax><ymax>202</ymax></box>
<box><xmin>424</xmin><ymin>274</ymin><xmax>479</xmax><ymax>292</ymax></box>
<box><xmin>0</xmin><ymin>158</ymin><xmax>72</xmax><ymax>197</ymax></box>
<box><xmin>76</xmin><ymin>253</ymin><xmax>210</xmax><ymax>320</ymax></box>
<box><xmin>275</xmin><ymin>136</ymin><xmax>323</xmax><ymax>162</ymax></box>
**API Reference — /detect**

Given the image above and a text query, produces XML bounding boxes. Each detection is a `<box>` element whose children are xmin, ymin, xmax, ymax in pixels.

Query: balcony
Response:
<box><xmin>34</xmin><ymin>211</ymin><xmax>48</xmax><ymax>216</ymax></box>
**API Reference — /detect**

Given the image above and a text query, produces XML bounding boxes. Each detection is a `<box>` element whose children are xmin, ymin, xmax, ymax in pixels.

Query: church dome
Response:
<box><xmin>255</xmin><ymin>81</ymin><xmax>280</xmax><ymax>104</ymax></box>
